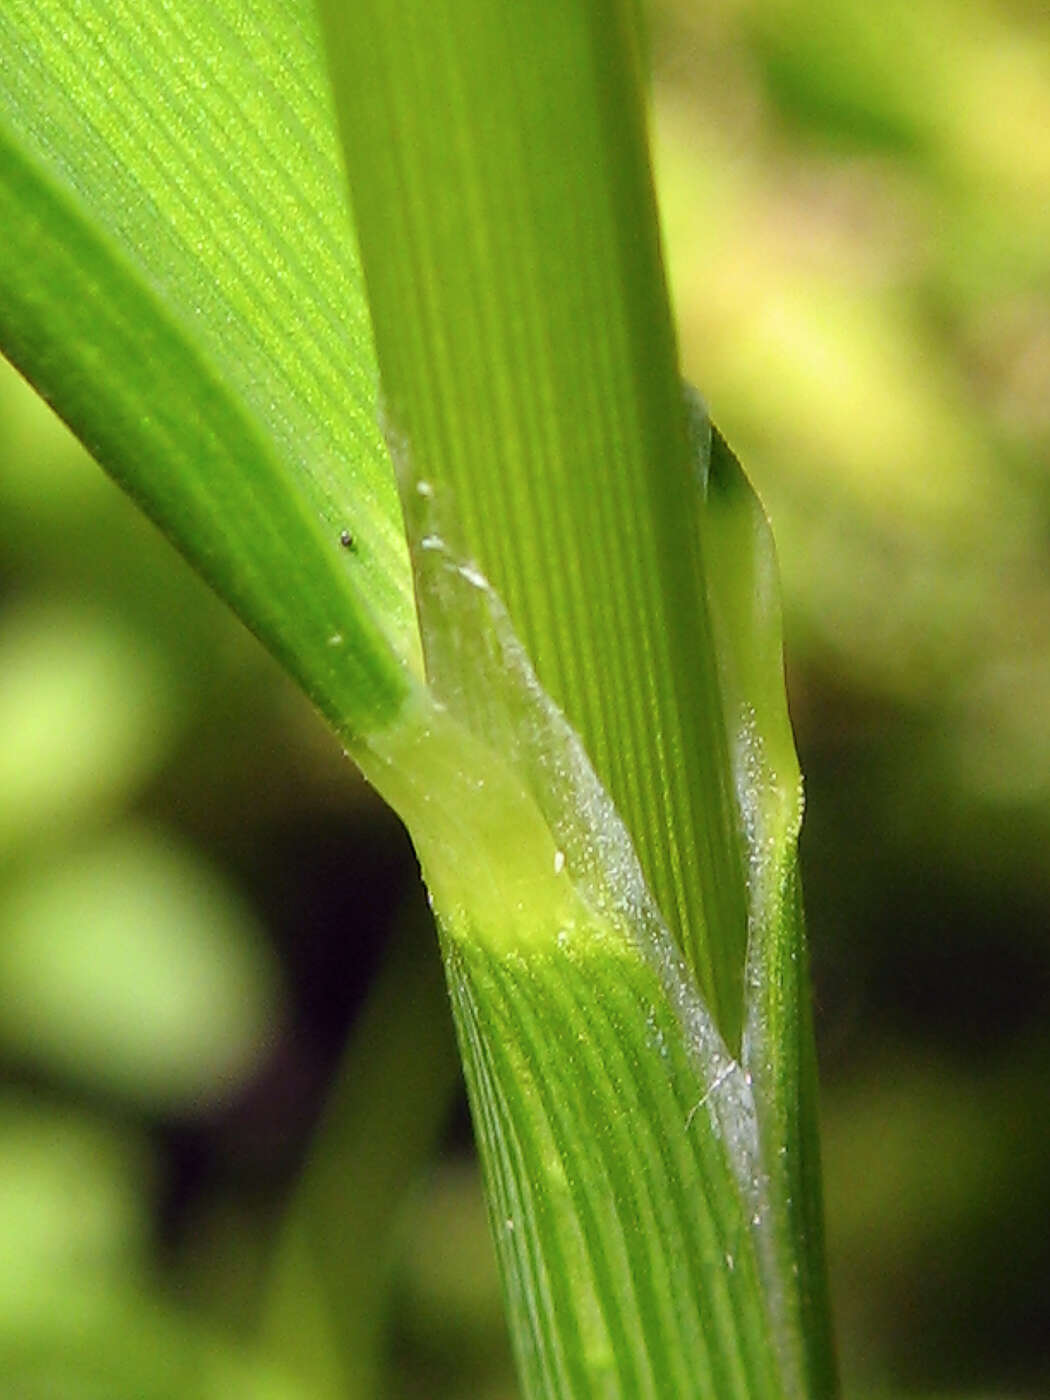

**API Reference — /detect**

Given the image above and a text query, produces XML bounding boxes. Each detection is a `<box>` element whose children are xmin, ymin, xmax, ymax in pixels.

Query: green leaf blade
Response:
<box><xmin>0</xmin><ymin>0</ymin><xmax>421</xmax><ymax>737</ymax></box>
<box><xmin>321</xmin><ymin>0</ymin><xmax>749</xmax><ymax>1044</ymax></box>
<box><xmin>321</xmin><ymin>0</ymin><xmax>836</xmax><ymax>1392</ymax></box>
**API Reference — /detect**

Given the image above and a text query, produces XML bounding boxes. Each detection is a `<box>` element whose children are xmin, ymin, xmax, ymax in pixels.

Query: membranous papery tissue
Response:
<box><xmin>347</xmin><ymin>399</ymin><xmax>815</xmax><ymax>1391</ymax></box>
<box><xmin>356</xmin><ymin>409</ymin><xmax>774</xmax><ymax>1193</ymax></box>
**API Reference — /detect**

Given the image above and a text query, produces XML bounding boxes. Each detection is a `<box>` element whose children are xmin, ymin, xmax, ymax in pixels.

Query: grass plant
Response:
<box><xmin>0</xmin><ymin>1</ymin><xmax>836</xmax><ymax>1394</ymax></box>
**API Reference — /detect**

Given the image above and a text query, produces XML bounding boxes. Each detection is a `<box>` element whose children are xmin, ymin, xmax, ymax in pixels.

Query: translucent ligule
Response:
<box><xmin>344</xmin><ymin>406</ymin><xmax>826</xmax><ymax>1394</ymax></box>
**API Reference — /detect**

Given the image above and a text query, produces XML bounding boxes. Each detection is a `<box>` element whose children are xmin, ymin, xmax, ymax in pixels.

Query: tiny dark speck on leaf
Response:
<box><xmin>339</xmin><ymin>529</ymin><xmax>355</xmax><ymax>550</ymax></box>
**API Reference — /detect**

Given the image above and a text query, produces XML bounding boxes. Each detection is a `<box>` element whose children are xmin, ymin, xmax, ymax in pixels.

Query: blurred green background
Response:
<box><xmin>2</xmin><ymin>0</ymin><xmax>1048</xmax><ymax>1395</ymax></box>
